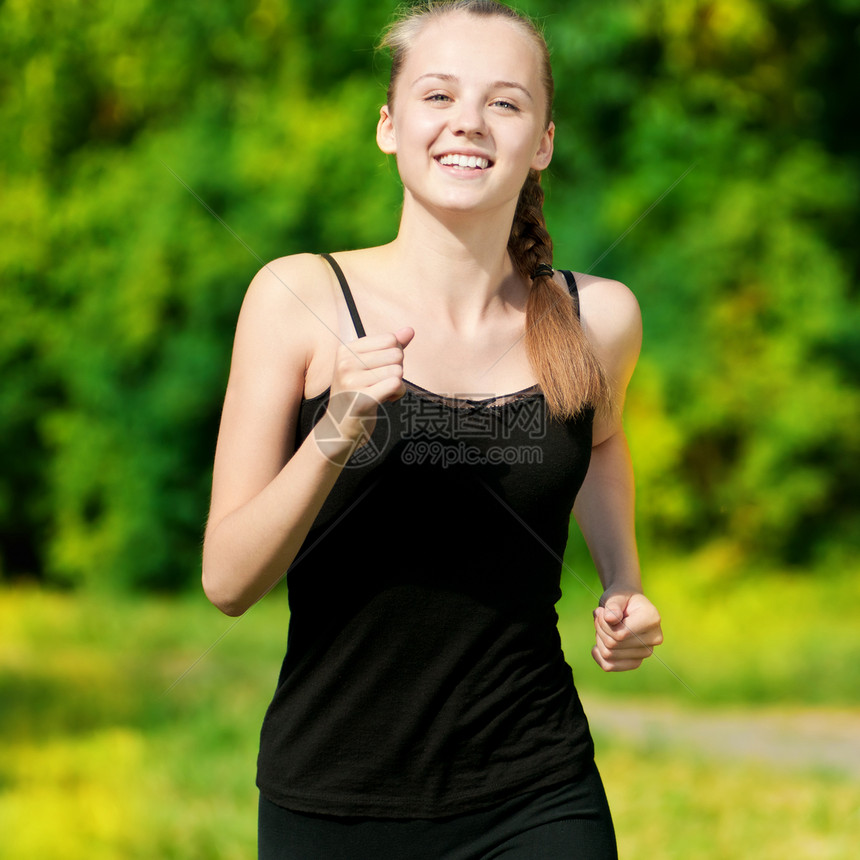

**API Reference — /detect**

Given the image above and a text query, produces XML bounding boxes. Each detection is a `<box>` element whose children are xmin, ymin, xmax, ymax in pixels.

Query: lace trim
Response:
<box><xmin>300</xmin><ymin>383</ymin><xmax>543</xmax><ymax>408</ymax></box>
<box><xmin>402</xmin><ymin>379</ymin><xmax>543</xmax><ymax>409</ymax></box>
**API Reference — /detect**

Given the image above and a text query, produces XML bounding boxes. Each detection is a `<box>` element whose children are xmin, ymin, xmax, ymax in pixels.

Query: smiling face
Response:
<box><xmin>377</xmin><ymin>11</ymin><xmax>554</xmax><ymax>217</ymax></box>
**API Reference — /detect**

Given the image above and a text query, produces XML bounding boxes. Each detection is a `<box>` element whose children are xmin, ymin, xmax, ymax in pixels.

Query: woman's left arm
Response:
<box><xmin>571</xmin><ymin>276</ymin><xmax>663</xmax><ymax>672</ymax></box>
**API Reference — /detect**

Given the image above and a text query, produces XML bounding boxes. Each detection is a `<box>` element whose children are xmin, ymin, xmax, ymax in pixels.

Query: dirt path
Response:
<box><xmin>582</xmin><ymin>695</ymin><xmax>860</xmax><ymax>778</ymax></box>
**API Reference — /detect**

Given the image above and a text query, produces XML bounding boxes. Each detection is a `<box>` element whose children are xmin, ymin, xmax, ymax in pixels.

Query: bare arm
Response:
<box><xmin>202</xmin><ymin>255</ymin><xmax>413</xmax><ymax>616</ymax></box>
<box><xmin>572</xmin><ymin>276</ymin><xmax>663</xmax><ymax>670</ymax></box>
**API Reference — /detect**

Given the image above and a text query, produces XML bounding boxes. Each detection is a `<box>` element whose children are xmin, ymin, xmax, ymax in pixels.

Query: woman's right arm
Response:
<box><xmin>202</xmin><ymin>255</ymin><xmax>412</xmax><ymax>616</ymax></box>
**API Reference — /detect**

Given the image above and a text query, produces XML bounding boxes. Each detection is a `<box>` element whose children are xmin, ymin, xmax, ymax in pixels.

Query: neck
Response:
<box><xmin>383</xmin><ymin>194</ymin><xmax>523</xmax><ymax>325</ymax></box>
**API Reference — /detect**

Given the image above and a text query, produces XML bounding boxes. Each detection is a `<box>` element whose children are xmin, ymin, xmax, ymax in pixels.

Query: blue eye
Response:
<box><xmin>425</xmin><ymin>93</ymin><xmax>451</xmax><ymax>103</ymax></box>
<box><xmin>493</xmin><ymin>100</ymin><xmax>519</xmax><ymax>111</ymax></box>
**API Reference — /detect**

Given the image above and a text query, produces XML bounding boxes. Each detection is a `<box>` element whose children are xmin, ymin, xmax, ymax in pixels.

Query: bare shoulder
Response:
<box><xmin>568</xmin><ymin>273</ymin><xmax>642</xmax><ymax>411</ymax></box>
<box><xmin>225</xmin><ymin>252</ymin><xmax>341</xmax><ymax>404</ymax></box>
<box><xmin>208</xmin><ymin>253</ymin><xmax>337</xmax><ymax>529</ymax></box>
<box><xmin>242</xmin><ymin>252</ymin><xmax>340</xmax><ymax>354</ymax></box>
<box><xmin>573</xmin><ymin>273</ymin><xmax>642</xmax><ymax>354</ymax></box>
<box><xmin>242</xmin><ymin>252</ymin><xmax>335</xmax><ymax>337</ymax></box>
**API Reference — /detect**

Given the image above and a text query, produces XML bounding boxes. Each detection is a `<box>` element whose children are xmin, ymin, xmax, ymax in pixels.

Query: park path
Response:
<box><xmin>582</xmin><ymin>695</ymin><xmax>860</xmax><ymax>778</ymax></box>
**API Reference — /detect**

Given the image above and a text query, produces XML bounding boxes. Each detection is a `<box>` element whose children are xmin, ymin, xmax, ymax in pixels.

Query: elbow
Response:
<box><xmin>213</xmin><ymin>597</ymin><xmax>249</xmax><ymax>618</ymax></box>
<box><xmin>203</xmin><ymin>579</ymin><xmax>250</xmax><ymax>617</ymax></box>
<box><xmin>201</xmin><ymin>564</ymin><xmax>251</xmax><ymax>617</ymax></box>
<box><xmin>201</xmin><ymin>530</ymin><xmax>252</xmax><ymax>616</ymax></box>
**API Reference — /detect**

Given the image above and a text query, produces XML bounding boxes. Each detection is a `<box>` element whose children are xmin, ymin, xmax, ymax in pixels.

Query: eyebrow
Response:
<box><xmin>411</xmin><ymin>72</ymin><xmax>534</xmax><ymax>102</ymax></box>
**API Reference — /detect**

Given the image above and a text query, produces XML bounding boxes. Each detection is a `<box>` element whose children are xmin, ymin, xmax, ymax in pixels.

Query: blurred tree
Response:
<box><xmin>0</xmin><ymin>0</ymin><xmax>401</xmax><ymax>588</ymax></box>
<box><xmin>542</xmin><ymin>0</ymin><xmax>860</xmax><ymax>566</ymax></box>
<box><xmin>0</xmin><ymin>0</ymin><xmax>857</xmax><ymax>588</ymax></box>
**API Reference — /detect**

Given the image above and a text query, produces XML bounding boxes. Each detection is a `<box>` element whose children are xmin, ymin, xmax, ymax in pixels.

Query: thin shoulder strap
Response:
<box><xmin>559</xmin><ymin>269</ymin><xmax>581</xmax><ymax>319</ymax></box>
<box><xmin>320</xmin><ymin>253</ymin><xmax>366</xmax><ymax>338</ymax></box>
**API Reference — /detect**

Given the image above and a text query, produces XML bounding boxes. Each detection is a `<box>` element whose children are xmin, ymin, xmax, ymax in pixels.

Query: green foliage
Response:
<box><xmin>541</xmin><ymin>0</ymin><xmax>860</xmax><ymax>566</ymax></box>
<box><xmin>0</xmin><ymin>0</ymin><xmax>857</xmax><ymax>587</ymax></box>
<box><xmin>0</xmin><ymin>0</ymin><xmax>401</xmax><ymax>588</ymax></box>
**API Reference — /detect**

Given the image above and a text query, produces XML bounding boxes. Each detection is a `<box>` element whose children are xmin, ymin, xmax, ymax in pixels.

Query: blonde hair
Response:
<box><xmin>380</xmin><ymin>1</ymin><xmax>609</xmax><ymax>419</ymax></box>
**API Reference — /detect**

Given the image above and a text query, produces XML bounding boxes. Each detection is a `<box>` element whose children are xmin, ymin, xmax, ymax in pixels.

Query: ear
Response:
<box><xmin>531</xmin><ymin>121</ymin><xmax>554</xmax><ymax>171</ymax></box>
<box><xmin>377</xmin><ymin>105</ymin><xmax>397</xmax><ymax>155</ymax></box>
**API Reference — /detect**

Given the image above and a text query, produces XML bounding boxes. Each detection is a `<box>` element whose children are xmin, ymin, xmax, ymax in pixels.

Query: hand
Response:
<box><xmin>592</xmin><ymin>591</ymin><xmax>663</xmax><ymax>672</ymax></box>
<box><xmin>315</xmin><ymin>326</ymin><xmax>415</xmax><ymax>463</ymax></box>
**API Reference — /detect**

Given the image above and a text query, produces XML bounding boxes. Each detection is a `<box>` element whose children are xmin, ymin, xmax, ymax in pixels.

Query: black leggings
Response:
<box><xmin>258</xmin><ymin>761</ymin><xmax>617</xmax><ymax>859</ymax></box>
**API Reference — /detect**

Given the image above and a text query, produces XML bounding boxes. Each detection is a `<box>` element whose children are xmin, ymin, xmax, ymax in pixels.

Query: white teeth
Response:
<box><xmin>439</xmin><ymin>154</ymin><xmax>490</xmax><ymax>169</ymax></box>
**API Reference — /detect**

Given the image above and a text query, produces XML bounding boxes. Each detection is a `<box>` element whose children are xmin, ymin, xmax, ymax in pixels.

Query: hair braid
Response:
<box><xmin>508</xmin><ymin>170</ymin><xmax>610</xmax><ymax>419</ymax></box>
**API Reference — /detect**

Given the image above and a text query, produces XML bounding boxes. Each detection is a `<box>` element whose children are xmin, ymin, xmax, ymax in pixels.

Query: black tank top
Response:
<box><xmin>257</xmin><ymin>256</ymin><xmax>595</xmax><ymax>817</ymax></box>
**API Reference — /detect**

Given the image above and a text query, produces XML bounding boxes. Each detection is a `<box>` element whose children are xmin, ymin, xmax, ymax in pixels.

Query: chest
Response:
<box><xmin>329</xmin><ymin>290</ymin><xmax>536</xmax><ymax>398</ymax></box>
<box><xmin>297</xmin><ymin>389</ymin><xmax>594</xmax><ymax>534</ymax></box>
<box><xmin>401</xmin><ymin>326</ymin><xmax>536</xmax><ymax>398</ymax></box>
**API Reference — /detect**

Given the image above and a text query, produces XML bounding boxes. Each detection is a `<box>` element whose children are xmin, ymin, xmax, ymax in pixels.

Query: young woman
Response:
<box><xmin>203</xmin><ymin>2</ymin><xmax>662</xmax><ymax>857</ymax></box>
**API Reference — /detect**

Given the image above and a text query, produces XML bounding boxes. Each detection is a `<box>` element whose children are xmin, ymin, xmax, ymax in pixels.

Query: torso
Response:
<box><xmin>254</xmin><ymin>247</ymin><xmax>607</xmax><ymax>816</ymax></box>
<box><xmin>259</xmin><ymin>292</ymin><xmax>597</xmax><ymax>816</ymax></box>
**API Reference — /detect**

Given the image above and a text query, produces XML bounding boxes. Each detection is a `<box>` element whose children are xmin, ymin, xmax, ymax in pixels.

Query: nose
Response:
<box><xmin>451</xmin><ymin>100</ymin><xmax>487</xmax><ymax>137</ymax></box>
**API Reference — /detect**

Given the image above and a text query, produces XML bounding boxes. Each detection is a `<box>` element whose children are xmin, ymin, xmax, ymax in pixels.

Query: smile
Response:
<box><xmin>436</xmin><ymin>154</ymin><xmax>492</xmax><ymax>170</ymax></box>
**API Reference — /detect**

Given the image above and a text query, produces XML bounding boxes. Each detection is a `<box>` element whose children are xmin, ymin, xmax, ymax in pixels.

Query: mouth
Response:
<box><xmin>435</xmin><ymin>153</ymin><xmax>493</xmax><ymax>170</ymax></box>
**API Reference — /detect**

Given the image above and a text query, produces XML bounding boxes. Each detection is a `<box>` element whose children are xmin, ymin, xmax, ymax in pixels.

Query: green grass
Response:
<box><xmin>595</xmin><ymin>740</ymin><xmax>860</xmax><ymax>860</ymax></box>
<box><xmin>558</xmin><ymin>538</ymin><xmax>860</xmax><ymax>705</ymax></box>
<box><xmin>0</xmin><ymin>585</ymin><xmax>286</xmax><ymax>859</ymax></box>
<box><xmin>1</xmin><ymin>562</ymin><xmax>858</xmax><ymax>858</ymax></box>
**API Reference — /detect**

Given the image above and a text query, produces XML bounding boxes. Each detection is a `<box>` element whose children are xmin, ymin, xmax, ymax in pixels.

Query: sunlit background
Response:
<box><xmin>1</xmin><ymin>1</ymin><xmax>858</xmax><ymax>857</ymax></box>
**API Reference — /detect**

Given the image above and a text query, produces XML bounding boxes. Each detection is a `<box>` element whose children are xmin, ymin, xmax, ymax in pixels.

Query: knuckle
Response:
<box><xmin>337</xmin><ymin>353</ymin><xmax>357</xmax><ymax>374</ymax></box>
<box><xmin>605</xmin><ymin>626</ymin><xmax>627</xmax><ymax>644</ymax></box>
